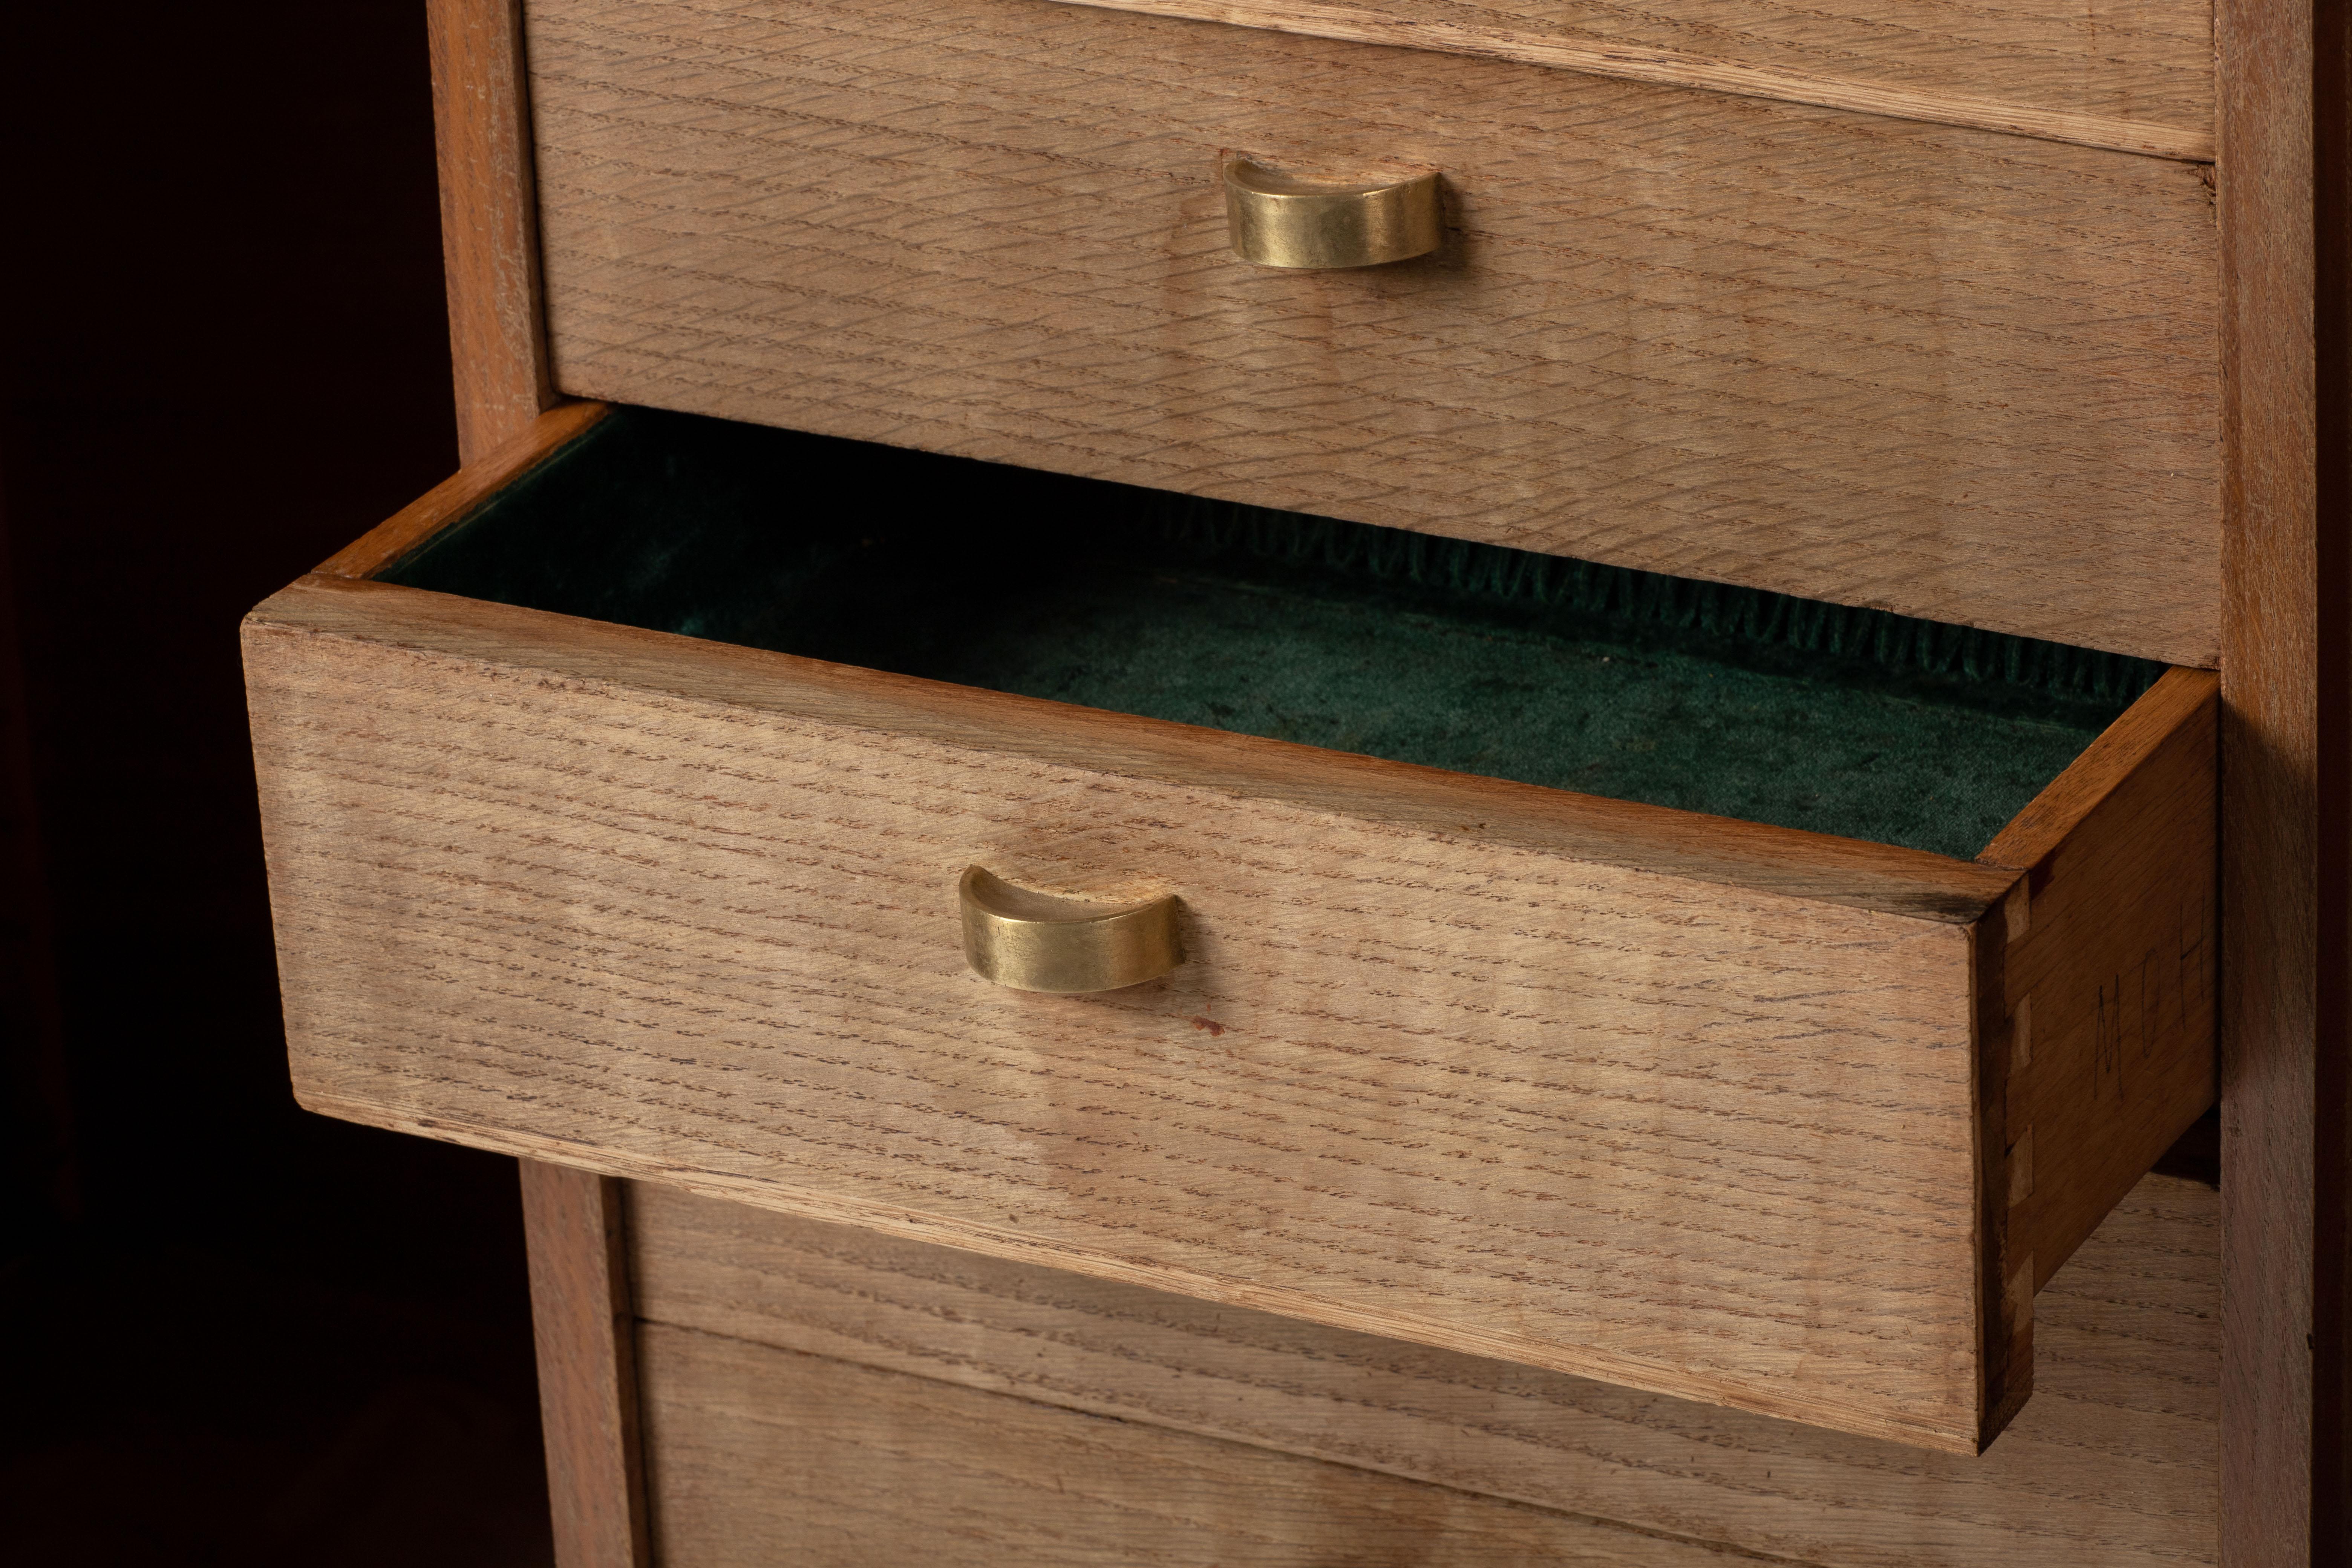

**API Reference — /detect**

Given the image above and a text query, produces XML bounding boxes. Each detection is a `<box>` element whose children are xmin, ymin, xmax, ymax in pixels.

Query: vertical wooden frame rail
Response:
<box><xmin>427</xmin><ymin>0</ymin><xmax>555</xmax><ymax>461</ymax></box>
<box><xmin>427</xmin><ymin>2</ymin><xmax>643</xmax><ymax>1563</ymax></box>
<box><xmin>2219</xmin><ymin>0</ymin><xmax>2350</xmax><ymax>1558</ymax></box>
<box><xmin>520</xmin><ymin>1162</ymin><xmax>655</xmax><ymax>1568</ymax></box>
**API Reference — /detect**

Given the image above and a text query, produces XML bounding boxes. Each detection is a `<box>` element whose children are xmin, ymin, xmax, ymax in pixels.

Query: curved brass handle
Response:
<box><xmin>1223</xmin><ymin>158</ymin><xmax>1443</xmax><ymax>269</ymax></box>
<box><xmin>959</xmin><ymin>867</ymin><xmax>1184</xmax><ymax>994</ymax></box>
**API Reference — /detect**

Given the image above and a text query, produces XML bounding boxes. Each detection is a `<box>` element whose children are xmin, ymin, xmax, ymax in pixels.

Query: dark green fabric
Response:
<box><xmin>387</xmin><ymin>406</ymin><xmax>2162</xmax><ymax>860</ymax></box>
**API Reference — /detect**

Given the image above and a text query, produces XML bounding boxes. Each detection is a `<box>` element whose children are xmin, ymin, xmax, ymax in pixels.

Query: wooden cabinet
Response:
<box><xmin>255</xmin><ymin>0</ymin><xmax>2352</xmax><ymax>1557</ymax></box>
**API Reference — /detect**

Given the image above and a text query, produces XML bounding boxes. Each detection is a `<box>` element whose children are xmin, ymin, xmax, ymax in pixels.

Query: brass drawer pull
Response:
<box><xmin>959</xmin><ymin>866</ymin><xmax>1184</xmax><ymax>994</ymax></box>
<box><xmin>1222</xmin><ymin>158</ymin><xmax>1443</xmax><ymax>269</ymax></box>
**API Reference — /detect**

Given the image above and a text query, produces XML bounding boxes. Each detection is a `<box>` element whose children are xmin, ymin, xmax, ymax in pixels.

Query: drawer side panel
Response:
<box><xmin>245</xmin><ymin>582</ymin><xmax>1986</xmax><ymax>1448</ymax></box>
<box><xmin>525</xmin><ymin>0</ymin><xmax>2222</xmax><ymax>665</ymax></box>
<box><xmin>1986</xmin><ymin>672</ymin><xmax>2220</xmax><ymax>1292</ymax></box>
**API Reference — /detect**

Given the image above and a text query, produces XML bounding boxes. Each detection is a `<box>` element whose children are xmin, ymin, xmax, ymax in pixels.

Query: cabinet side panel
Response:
<box><xmin>241</xmin><ymin>584</ymin><xmax>1984</xmax><ymax>1449</ymax></box>
<box><xmin>2215</xmin><ymin>0</ymin><xmax>2352</xmax><ymax>1548</ymax></box>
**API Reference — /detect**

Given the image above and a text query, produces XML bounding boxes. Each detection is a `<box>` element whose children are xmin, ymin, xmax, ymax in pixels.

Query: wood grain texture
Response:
<box><xmin>524</xmin><ymin>0</ymin><xmax>2223</xmax><ymax>666</ymax></box>
<box><xmin>519</xmin><ymin>1159</ymin><xmax>652</xmax><ymax>1568</ymax></box>
<box><xmin>429</xmin><ymin>0</ymin><xmax>556</xmax><ymax>459</ymax></box>
<box><xmin>2215</xmin><ymin>0</ymin><xmax>2350</xmax><ymax>1550</ymax></box>
<box><xmin>1916</xmin><ymin>669</ymin><xmax>2223</xmax><ymax>1448</ymax></box>
<box><xmin>319</xmin><ymin>402</ymin><xmax>611</xmax><ymax>580</ymax></box>
<box><xmin>243</xmin><ymin>570</ymin><xmax>2026</xmax><ymax>1449</ymax></box>
<box><xmin>628</xmin><ymin>1171</ymin><xmax>2222</xmax><ymax>1568</ymax></box>
<box><xmin>1046</xmin><ymin>0</ymin><xmax>2214</xmax><ymax>159</ymax></box>
<box><xmin>636</xmin><ymin>1323</ymin><xmax>1736</xmax><ymax>1566</ymax></box>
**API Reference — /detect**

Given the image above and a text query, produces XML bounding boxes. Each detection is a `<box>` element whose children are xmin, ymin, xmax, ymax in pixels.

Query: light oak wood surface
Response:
<box><xmin>1046</xmin><ymin>0</ymin><xmax>2215</xmax><ymax>159</ymax></box>
<box><xmin>628</xmin><ymin>1171</ymin><xmax>2222</xmax><ymax>1568</ymax></box>
<box><xmin>519</xmin><ymin>1160</ymin><xmax>654</xmax><ymax>1568</ymax></box>
<box><xmin>243</xmin><ymin>554</ymin><xmax>2212</xmax><ymax>1450</ymax></box>
<box><xmin>523</xmin><ymin>0</ymin><xmax>2223</xmax><ymax>666</ymax></box>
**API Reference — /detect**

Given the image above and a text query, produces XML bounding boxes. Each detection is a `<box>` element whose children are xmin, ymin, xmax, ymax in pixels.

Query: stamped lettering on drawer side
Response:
<box><xmin>1974</xmin><ymin>668</ymin><xmax>2219</xmax><ymax>1436</ymax></box>
<box><xmin>526</xmin><ymin>0</ymin><xmax>2222</xmax><ymax>665</ymax></box>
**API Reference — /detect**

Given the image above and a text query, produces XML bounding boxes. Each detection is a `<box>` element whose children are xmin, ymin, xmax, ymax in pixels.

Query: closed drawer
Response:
<box><xmin>625</xmin><ymin>1172</ymin><xmax>2219</xmax><ymax>1567</ymax></box>
<box><xmin>524</xmin><ymin>0</ymin><xmax>2220</xmax><ymax>664</ymax></box>
<box><xmin>244</xmin><ymin>402</ymin><xmax>2215</xmax><ymax>1453</ymax></box>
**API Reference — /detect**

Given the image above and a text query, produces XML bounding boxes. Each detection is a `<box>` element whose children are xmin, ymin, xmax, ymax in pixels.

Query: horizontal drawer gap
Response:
<box><xmin>1045</xmin><ymin>0</ymin><xmax>2215</xmax><ymax>162</ymax></box>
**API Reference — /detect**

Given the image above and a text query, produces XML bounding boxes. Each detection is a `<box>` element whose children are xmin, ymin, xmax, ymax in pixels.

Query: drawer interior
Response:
<box><xmin>384</xmin><ymin>406</ymin><xmax>2162</xmax><ymax>862</ymax></box>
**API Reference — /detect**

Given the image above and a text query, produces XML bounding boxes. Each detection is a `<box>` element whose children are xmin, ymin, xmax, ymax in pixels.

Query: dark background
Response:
<box><xmin>2</xmin><ymin>4</ymin><xmax>553</xmax><ymax>1562</ymax></box>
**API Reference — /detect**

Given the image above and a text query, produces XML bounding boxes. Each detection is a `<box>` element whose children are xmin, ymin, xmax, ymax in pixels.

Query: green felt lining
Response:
<box><xmin>385</xmin><ymin>406</ymin><xmax>2162</xmax><ymax>861</ymax></box>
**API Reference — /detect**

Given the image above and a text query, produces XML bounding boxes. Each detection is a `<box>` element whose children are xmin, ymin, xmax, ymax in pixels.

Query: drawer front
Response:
<box><xmin>629</xmin><ymin>1174</ymin><xmax>2220</xmax><ymax>1568</ymax></box>
<box><xmin>639</xmin><ymin>1322</ymin><xmax>1725</xmax><ymax>1566</ymax></box>
<box><xmin>525</xmin><ymin>0</ymin><xmax>2220</xmax><ymax>665</ymax></box>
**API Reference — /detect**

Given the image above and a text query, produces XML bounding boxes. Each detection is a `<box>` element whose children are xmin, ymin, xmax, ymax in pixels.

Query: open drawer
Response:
<box><xmin>243</xmin><ymin>401</ymin><xmax>2215</xmax><ymax>1453</ymax></box>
